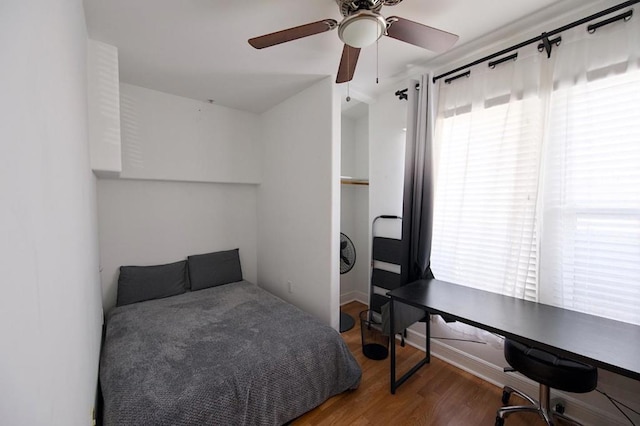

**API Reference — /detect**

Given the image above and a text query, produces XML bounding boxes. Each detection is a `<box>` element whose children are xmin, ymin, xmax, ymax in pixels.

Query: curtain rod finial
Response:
<box><xmin>395</xmin><ymin>88</ymin><xmax>408</xmax><ymax>100</ymax></box>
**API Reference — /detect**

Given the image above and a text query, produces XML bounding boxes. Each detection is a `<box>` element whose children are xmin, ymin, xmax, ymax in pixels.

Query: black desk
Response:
<box><xmin>388</xmin><ymin>279</ymin><xmax>640</xmax><ymax>393</ymax></box>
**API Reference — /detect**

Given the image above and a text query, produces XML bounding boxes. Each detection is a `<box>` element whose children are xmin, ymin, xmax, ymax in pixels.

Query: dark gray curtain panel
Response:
<box><xmin>401</xmin><ymin>75</ymin><xmax>435</xmax><ymax>283</ymax></box>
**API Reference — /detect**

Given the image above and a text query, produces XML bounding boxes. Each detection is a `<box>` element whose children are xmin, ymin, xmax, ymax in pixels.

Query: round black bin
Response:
<box><xmin>359</xmin><ymin>310</ymin><xmax>389</xmax><ymax>360</ymax></box>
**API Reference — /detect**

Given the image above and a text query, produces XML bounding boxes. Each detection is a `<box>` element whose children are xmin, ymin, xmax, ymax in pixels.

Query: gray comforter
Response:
<box><xmin>100</xmin><ymin>281</ymin><xmax>361</xmax><ymax>426</ymax></box>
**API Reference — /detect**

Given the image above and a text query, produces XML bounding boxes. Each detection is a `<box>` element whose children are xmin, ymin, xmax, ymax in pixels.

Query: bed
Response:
<box><xmin>100</xmin><ymin>250</ymin><xmax>361</xmax><ymax>426</ymax></box>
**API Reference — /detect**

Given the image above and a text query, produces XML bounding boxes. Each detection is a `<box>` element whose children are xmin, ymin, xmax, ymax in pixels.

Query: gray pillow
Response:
<box><xmin>116</xmin><ymin>260</ymin><xmax>188</xmax><ymax>307</ymax></box>
<box><xmin>188</xmin><ymin>248</ymin><xmax>243</xmax><ymax>291</ymax></box>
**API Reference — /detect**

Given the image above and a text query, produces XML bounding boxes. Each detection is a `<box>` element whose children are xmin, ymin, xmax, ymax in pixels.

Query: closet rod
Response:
<box><xmin>433</xmin><ymin>0</ymin><xmax>638</xmax><ymax>83</ymax></box>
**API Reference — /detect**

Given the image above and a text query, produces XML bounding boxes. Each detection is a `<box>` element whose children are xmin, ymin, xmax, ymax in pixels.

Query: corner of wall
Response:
<box><xmin>257</xmin><ymin>77</ymin><xmax>339</xmax><ymax>328</ymax></box>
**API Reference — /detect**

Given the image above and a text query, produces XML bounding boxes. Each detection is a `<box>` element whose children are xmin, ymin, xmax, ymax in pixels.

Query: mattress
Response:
<box><xmin>100</xmin><ymin>280</ymin><xmax>361</xmax><ymax>425</ymax></box>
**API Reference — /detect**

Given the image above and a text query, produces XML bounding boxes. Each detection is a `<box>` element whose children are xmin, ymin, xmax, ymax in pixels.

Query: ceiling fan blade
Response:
<box><xmin>385</xmin><ymin>16</ymin><xmax>459</xmax><ymax>53</ymax></box>
<box><xmin>336</xmin><ymin>44</ymin><xmax>361</xmax><ymax>83</ymax></box>
<box><xmin>248</xmin><ymin>19</ymin><xmax>338</xmax><ymax>49</ymax></box>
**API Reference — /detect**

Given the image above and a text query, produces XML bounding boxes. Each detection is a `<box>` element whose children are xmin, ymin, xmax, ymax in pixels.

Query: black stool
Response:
<box><xmin>496</xmin><ymin>339</ymin><xmax>597</xmax><ymax>426</ymax></box>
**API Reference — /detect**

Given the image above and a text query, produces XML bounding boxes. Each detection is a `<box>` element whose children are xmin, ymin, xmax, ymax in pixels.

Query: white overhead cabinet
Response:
<box><xmin>87</xmin><ymin>40</ymin><xmax>122</xmax><ymax>178</ymax></box>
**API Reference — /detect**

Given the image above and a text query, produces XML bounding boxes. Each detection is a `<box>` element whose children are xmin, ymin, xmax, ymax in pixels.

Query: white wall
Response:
<box><xmin>97</xmin><ymin>179</ymin><xmax>258</xmax><ymax>310</ymax></box>
<box><xmin>97</xmin><ymin>83</ymin><xmax>263</xmax><ymax>311</ymax></box>
<box><xmin>354</xmin><ymin>114</ymin><xmax>369</xmax><ymax>178</ymax></box>
<box><xmin>340</xmin><ymin>118</ymin><xmax>356</xmax><ymax>297</ymax></box>
<box><xmin>0</xmin><ymin>1</ymin><xmax>103</xmax><ymax>425</ymax></box>
<box><xmin>258</xmin><ymin>77</ymin><xmax>340</xmax><ymax>328</ymax></box>
<box><xmin>119</xmin><ymin>83</ymin><xmax>261</xmax><ymax>184</ymax></box>
<box><xmin>340</xmin><ymin>110</ymin><xmax>370</xmax><ymax>305</ymax></box>
<box><xmin>369</xmin><ymin>87</ymin><xmax>407</xmax><ymax>241</ymax></box>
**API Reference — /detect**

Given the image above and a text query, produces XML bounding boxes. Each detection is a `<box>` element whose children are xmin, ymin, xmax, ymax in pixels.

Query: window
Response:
<box><xmin>431</xmin><ymin>60</ymin><xmax>640</xmax><ymax>325</ymax></box>
<box><xmin>432</xmin><ymin>98</ymin><xmax>541</xmax><ymax>301</ymax></box>
<box><xmin>540</xmin><ymin>69</ymin><xmax>640</xmax><ymax>325</ymax></box>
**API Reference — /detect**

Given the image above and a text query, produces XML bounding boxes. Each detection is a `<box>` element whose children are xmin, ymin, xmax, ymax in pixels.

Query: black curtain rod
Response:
<box><xmin>433</xmin><ymin>0</ymin><xmax>638</xmax><ymax>83</ymax></box>
<box><xmin>444</xmin><ymin>70</ymin><xmax>470</xmax><ymax>85</ymax></box>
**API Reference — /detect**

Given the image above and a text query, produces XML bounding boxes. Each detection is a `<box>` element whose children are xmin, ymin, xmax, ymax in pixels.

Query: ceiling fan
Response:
<box><xmin>248</xmin><ymin>0</ymin><xmax>459</xmax><ymax>84</ymax></box>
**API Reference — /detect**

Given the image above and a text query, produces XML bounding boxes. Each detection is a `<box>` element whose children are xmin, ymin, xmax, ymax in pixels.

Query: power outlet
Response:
<box><xmin>287</xmin><ymin>281</ymin><xmax>293</xmax><ymax>293</ymax></box>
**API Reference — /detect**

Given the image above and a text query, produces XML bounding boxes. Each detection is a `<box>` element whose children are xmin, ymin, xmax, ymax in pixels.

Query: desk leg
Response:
<box><xmin>389</xmin><ymin>301</ymin><xmax>431</xmax><ymax>394</ymax></box>
<box><xmin>426</xmin><ymin>313</ymin><xmax>431</xmax><ymax>362</ymax></box>
<box><xmin>390</xmin><ymin>298</ymin><xmax>397</xmax><ymax>394</ymax></box>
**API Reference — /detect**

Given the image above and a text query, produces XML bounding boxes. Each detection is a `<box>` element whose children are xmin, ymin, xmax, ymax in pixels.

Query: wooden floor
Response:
<box><xmin>294</xmin><ymin>301</ymin><xmax>550</xmax><ymax>426</ymax></box>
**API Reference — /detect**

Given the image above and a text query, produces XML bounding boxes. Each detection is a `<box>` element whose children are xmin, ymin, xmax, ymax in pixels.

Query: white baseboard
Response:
<box><xmin>340</xmin><ymin>291</ymin><xmax>368</xmax><ymax>306</ymax></box>
<box><xmin>398</xmin><ymin>327</ymin><xmax>626</xmax><ymax>426</ymax></box>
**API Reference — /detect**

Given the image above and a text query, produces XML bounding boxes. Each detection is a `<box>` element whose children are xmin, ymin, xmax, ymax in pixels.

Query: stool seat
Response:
<box><xmin>505</xmin><ymin>339</ymin><xmax>597</xmax><ymax>394</ymax></box>
<box><xmin>496</xmin><ymin>339</ymin><xmax>598</xmax><ymax>426</ymax></box>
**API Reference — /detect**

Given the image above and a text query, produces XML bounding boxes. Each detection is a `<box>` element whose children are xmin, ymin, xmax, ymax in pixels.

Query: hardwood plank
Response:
<box><xmin>294</xmin><ymin>301</ymin><xmax>551</xmax><ymax>426</ymax></box>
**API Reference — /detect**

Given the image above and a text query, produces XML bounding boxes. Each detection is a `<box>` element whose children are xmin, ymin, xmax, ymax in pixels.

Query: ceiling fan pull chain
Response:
<box><xmin>346</xmin><ymin>47</ymin><xmax>351</xmax><ymax>101</ymax></box>
<box><xmin>376</xmin><ymin>38</ymin><xmax>379</xmax><ymax>84</ymax></box>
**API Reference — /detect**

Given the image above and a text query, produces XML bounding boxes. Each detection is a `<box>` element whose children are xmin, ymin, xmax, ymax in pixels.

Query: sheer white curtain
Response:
<box><xmin>432</xmin><ymin>49</ymin><xmax>546</xmax><ymax>300</ymax></box>
<box><xmin>431</xmin><ymin>9</ymin><xmax>640</xmax><ymax>325</ymax></box>
<box><xmin>540</xmin><ymin>14</ymin><xmax>640</xmax><ymax>324</ymax></box>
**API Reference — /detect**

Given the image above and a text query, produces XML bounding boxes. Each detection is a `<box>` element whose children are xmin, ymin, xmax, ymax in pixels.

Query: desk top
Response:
<box><xmin>389</xmin><ymin>279</ymin><xmax>640</xmax><ymax>381</ymax></box>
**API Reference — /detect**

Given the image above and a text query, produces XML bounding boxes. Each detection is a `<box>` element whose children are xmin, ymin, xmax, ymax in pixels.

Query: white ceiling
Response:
<box><xmin>84</xmin><ymin>0</ymin><xmax>581</xmax><ymax>113</ymax></box>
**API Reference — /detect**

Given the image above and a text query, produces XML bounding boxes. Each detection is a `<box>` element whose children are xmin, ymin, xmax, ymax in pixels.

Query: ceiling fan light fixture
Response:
<box><xmin>338</xmin><ymin>11</ymin><xmax>386</xmax><ymax>48</ymax></box>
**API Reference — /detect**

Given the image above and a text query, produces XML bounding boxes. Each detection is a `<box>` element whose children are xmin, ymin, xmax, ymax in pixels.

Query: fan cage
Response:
<box><xmin>340</xmin><ymin>233</ymin><xmax>357</xmax><ymax>274</ymax></box>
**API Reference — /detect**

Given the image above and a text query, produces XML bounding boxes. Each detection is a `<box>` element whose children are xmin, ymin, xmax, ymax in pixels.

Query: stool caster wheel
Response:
<box><xmin>495</xmin><ymin>416</ymin><xmax>505</xmax><ymax>426</ymax></box>
<box><xmin>551</xmin><ymin>397</ymin><xmax>566</xmax><ymax>414</ymax></box>
<box><xmin>501</xmin><ymin>390</ymin><xmax>511</xmax><ymax>405</ymax></box>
